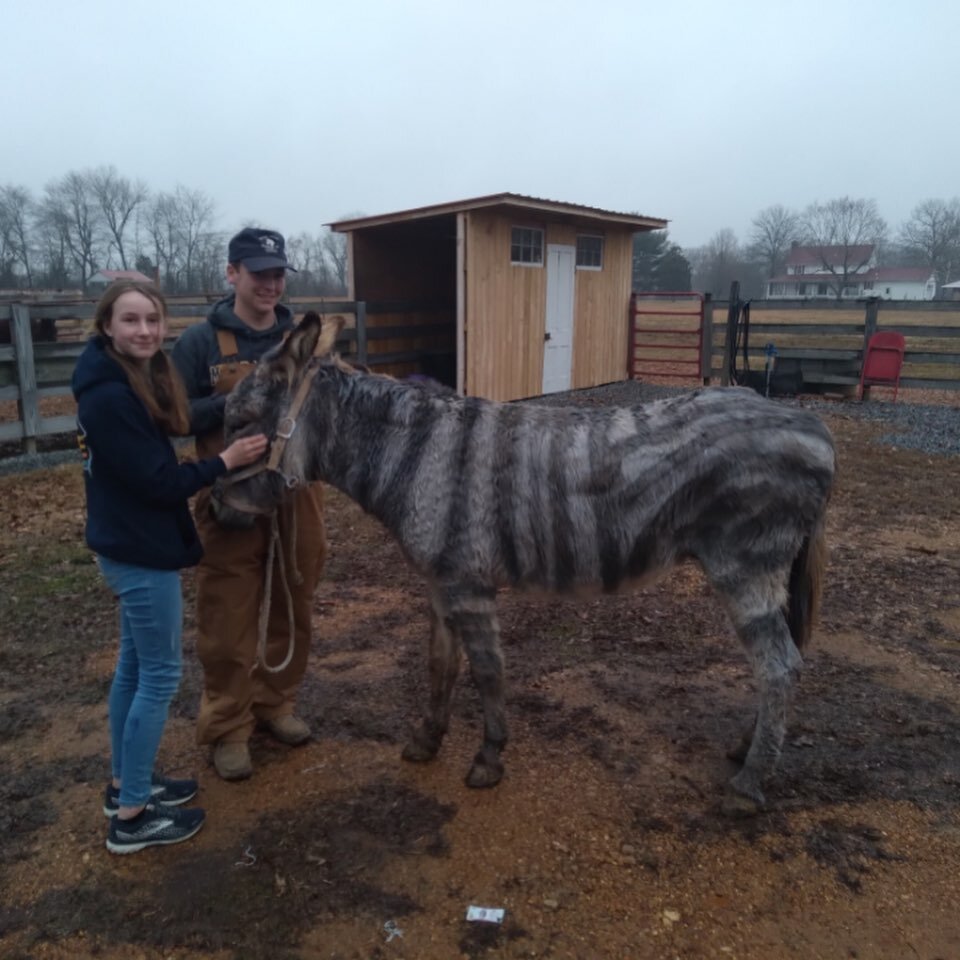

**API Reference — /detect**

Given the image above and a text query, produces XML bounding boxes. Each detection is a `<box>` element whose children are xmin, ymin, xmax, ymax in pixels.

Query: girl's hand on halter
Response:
<box><xmin>220</xmin><ymin>434</ymin><xmax>269</xmax><ymax>471</ymax></box>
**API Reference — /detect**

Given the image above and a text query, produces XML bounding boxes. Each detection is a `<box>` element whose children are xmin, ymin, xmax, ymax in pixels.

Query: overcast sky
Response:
<box><xmin>4</xmin><ymin>0</ymin><xmax>958</xmax><ymax>250</ymax></box>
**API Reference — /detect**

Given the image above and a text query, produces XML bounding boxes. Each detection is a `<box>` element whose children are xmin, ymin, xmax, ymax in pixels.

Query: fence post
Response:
<box><xmin>12</xmin><ymin>303</ymin><xmax>40</xmax><ymax>455</ymax></box>
<box><xmin>701</xmin><ymin>292</ymin><xmax>713</xmax><ymax>384</ymax></box>
<box><xmin>720</xmin><ymin>280</ymin><xmax>740</xmax><ymax>386</ymax></box>
<box><xmin>354</xmin><ymin>301</ymin><xmax>368</xmax><ymax>366</ymax></box>
<box><xmin>860</xmin><ymin>296</ymin><xmax>880</xmax><ymax>402</ymax></box>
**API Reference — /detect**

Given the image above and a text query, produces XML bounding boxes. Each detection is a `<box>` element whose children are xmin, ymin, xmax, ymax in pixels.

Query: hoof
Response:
<box><xmin>401</xmin><ymin>733</ymin><xmax>440</xmax><ymax>763</ymax></box>
<box><xmin>465</xmin><ymin>759</ymin><xmax>504</xmax><ymax>789</ymax></box>
<box><xmin>721</xmin><ymin>773</ymin><xmax>766</xmax><ymax>817</ymax></box>
<box><xmin>726</xmin><ymin>738</ymin><xmax>751</xmax><ymax>764</ymax></box>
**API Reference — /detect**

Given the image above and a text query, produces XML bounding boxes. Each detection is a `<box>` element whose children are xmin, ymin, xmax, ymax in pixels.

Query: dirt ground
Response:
<box><xmin>1</xmin><ymin>394</ymin><xmax>960</xmax><ymax>960</ymax></box>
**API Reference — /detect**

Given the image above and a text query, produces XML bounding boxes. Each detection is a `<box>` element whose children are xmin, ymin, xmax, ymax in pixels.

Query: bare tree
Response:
<box><xmin>33</xmin><ymin>206</ymin><xmax>73</xmax><ymax>289</ymax></box>
<box><xmin>321</xmin><ymin>227</ymin><xmax>349</xmax><ymax>294</ymax></box>
<box><xmin>749</xmin><ymin>204</ymin><xmax>800</xmax><ymax>279</ymax></box>
<box><xmin>0</xmin><ymin>185</ymin><xmax>36</xmax><ymax>287</ymax></box>
<box><xmin>89</xmin><ymin>166</ymin><xmax>148</xmax><ymax>269</ymax></box>
<box><xmin>899</xmin><ymin>198</ymin><xmax>960</xmax><ymax>288</ymax></box>
<box><xmin>143</xmin><ymin>192</ymin><xmax>180</xmax><ymax>290</ymax></box>
<box><xmin>173</xmin><ymin>185</ymin><xmax>216</xmax><ymax>292</ymax></box>
<box><xmin>193</xmin><ymin>230</ymin><xmax>227</xmax><ymax>293</ymax></box>
<box><xmin>801</xmin><ymin>197</ymin><xmax>887</xmax><ymax>299</ymax></box>
<box><xmin>41</xmin><ymin>172</ymin><xmax>106</xmax><ymax>291</ymax></box>
<box><xmin>691</xmin><ymin>229</ymin><xmax>741</xmax><ymax>297</ymax></box>
<box><xmin>141</xmin><ymin>188</ymin><xmax>217</xmax><ymax>292</ymax></box>
<box><xmin>285</xmin><ymin>231</ymin><xmax>338</xmax><ymax>295</ymax></box>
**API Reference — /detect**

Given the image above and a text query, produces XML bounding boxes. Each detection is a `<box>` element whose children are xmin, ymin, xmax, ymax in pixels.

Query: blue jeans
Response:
<box><xmin>97</xmin><ymin>556</ymin><xmax>183</xmax><ymax>808</ymax></box>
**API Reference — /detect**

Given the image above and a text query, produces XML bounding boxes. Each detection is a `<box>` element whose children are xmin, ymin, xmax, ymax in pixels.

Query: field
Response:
<box><xmin>1</xmin><ymin>388</ymin><xmax>959</xmax><ymax>960</ymax></box>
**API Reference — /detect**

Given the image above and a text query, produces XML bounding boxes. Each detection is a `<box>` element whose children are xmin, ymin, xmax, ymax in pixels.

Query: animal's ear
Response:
<box><xmin>313</xmin><ymin>314</ymin><xmax>345</xmax><ymax>357</ymax></box>
<box><xmin>285</xmin><ymin>312</ymin><xmax>325</xmax><ymax>366</ymax></box>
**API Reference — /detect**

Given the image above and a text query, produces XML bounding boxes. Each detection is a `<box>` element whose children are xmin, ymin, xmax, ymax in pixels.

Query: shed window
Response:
<box><xmin>510</xmin><ymin>227</ymin><xmax>543</xmax><ymax>265</ymax></box>
<box><xmin>576</xmin><ymin>235</ymin><xmax>604</xmax><ymax>269</ymax></box>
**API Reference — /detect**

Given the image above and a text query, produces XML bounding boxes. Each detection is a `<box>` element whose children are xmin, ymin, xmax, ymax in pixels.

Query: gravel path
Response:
<box><xmin>1</xmin><ymin>382</ymin><xmax>956</xmax><ymax>478</ymax></box>
<box><xmin>527</xmin><ymin>381</ymin><xmax>960</xmax><ymax>457</ymax></box>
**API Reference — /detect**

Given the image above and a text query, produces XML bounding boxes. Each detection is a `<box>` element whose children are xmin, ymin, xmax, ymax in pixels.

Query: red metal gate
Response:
<box><xmin>629</xmin><ymin>291</ymin><xmax>704</xmax><ymax>382</ymax></box>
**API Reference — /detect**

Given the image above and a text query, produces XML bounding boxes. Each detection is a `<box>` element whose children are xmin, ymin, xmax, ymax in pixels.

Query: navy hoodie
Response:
<box><xmin>71</xmin><ymin>336</ymin><xmax>228</xmax><ymax>570</ymax></box>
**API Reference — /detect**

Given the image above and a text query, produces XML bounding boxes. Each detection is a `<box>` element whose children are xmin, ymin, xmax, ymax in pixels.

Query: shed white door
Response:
<box><xmin>542</xmin><ymin>243</ymin><xmax>575</xmax><ymax>394</ymax></box>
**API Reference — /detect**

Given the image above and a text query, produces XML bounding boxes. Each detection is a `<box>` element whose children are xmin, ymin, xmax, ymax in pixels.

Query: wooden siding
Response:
<box><xmin>572</xmin><ymin>231</ymin><xmax>633</xmax><ymax>388</ymax></box>
<box><xmin>464</xmin><ymin>209</ymin><xmax>547</xmax><ymax>401</ymax></box>
<box><xmin>463</xmin><ymin>212</ymin><xmax>637</xmax><ymax>401</ymax></box>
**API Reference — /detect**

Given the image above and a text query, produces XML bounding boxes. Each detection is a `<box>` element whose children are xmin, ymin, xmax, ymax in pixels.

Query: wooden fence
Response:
<box><xmin>3</xmin><ymin>291</ymin><xmax>959</xmax><ymax>455</ymax></box>
<box><xmin>0</xmin><ymin>297</ymin><xmax>455</xmax><ymax>453</ymax></box>
<box><xmin>695</xmin><ymin>295</ymin><xmax>960</xmax><ymax>392</ymax></box>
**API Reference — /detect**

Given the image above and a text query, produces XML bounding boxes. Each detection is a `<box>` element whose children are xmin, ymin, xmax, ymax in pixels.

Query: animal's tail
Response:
<box><xmin>786</xmin><ymin>511</ymin><xmax>829</xmax><ymax>651</ymax></box>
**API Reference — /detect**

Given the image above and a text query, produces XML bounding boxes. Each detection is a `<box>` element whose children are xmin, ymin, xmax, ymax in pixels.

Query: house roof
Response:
<box><xmin>942</xmin><ymin>279</ymin><xmax>960</xmax><ymax>289</ymax></box>
<box><xmin>92</xmin><ymin>269</ymin><xmax>154</xmax><ymax>283</ymax></box>
<box><xmin>871</xmin><ymin>267</ymin><xmax>936</xmax><ymax>283</ymax></box>
<box><xmin>785</xmin><ymin>244</ymin><xmax>875</xmax><ymax>266</ymax></box>
<box><xmin>329</xmin><ymin>193</ymin><xmax>667</xmax><ymax>233</ymax></box>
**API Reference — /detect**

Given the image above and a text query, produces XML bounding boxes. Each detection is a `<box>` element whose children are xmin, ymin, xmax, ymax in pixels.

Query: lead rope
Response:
<box><xmin>253</xmin><ymin>504</ymin><xmax>303</xmax><ymax>675</ymax></box>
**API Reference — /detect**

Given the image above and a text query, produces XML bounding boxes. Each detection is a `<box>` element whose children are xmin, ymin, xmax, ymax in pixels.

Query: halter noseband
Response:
<box><xmin>216</xmin><ymin>362</ymin><xmax>320</xmax><ymax>516</ymax></box>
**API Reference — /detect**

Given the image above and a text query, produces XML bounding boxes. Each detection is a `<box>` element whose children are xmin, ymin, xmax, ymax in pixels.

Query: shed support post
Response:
<box><xmin>354</xmin><ymin>301</ymin><xmax>368</xmax><ymax>366</ymax></box>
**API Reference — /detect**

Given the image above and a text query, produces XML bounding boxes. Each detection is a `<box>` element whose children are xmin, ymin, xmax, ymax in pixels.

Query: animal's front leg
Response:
<box><xmin>402</xmin><ymin>586</ymin><xmax>462</xmax><ymax>764</ymax></box>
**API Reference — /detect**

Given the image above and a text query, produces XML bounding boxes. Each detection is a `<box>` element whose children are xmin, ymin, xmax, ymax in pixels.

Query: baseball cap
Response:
<box><xmin>227</xmin><ymin>227</ymin><xmax>297</xmax><ymax>272</ymax></box>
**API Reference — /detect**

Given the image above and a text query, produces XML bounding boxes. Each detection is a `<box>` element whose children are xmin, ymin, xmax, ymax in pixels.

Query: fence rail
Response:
<box><xmin>702</xmin><ymin>295</ymin><xmax>960</xmax><ymax>393</ymax></box>
<box><xmin>0</xmin><ymin>297</ymin><xmax>455</xmax><ymax>452</ymax></box>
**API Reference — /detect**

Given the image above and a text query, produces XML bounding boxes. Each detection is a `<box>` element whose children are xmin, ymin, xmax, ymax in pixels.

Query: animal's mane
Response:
<box><xmin>324</xmin><ymin>356</ymin><xmax>473</xmax><ymax>428</ymax></box>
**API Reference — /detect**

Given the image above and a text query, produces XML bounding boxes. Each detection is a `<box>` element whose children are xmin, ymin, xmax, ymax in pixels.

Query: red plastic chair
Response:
<box><xmin>858</xmin><ymin>330</ymin><xmax>906</xmax><ymax>401</ymax></box>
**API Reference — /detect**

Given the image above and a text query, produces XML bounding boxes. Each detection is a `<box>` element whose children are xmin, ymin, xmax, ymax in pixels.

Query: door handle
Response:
<box><xmin>544</xmin><ymin>332</ymin><xmax>552</xmax><ymax>342</ymax></box>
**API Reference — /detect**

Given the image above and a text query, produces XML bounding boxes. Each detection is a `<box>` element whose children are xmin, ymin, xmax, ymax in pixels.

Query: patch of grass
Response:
<box><xmin>0</xmin><ymin>543</ymin><xmax>105</xmax><ymax>637</ymax></box>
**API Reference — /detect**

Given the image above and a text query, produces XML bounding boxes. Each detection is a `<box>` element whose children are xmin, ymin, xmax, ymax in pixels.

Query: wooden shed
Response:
<box><xmin>331</xmin><ymin>194</ymin><xmax>666</xmax><ymax>401</ymax></box>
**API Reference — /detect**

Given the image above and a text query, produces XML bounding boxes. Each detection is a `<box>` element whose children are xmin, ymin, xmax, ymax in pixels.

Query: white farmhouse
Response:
<box><xmin>765</xmin><ymin>244</ymin><xmax>935</xmax><ymax>300</ymax></box>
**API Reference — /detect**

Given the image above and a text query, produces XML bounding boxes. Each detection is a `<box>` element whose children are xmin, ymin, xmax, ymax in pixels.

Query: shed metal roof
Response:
<box><xmin>329</xmin><ymin>193</ymin><xmax>667</xmax><ymax>233</ymax></box>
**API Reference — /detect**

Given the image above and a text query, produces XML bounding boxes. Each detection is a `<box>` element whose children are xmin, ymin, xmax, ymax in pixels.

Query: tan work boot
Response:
<box><xmin>213</xmin><ymin>741</ymin><xmax>252</xmax><ymax>781</ymax></box>
<box><xmin>262</xmin><ymin>715</ymin><xmax>310</xmax><ymax>746</ymax></box>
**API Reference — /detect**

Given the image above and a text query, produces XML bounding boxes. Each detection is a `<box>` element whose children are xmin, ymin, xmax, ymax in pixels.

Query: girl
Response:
<box><xmin>72</xmin><ymin>280</ymin><xmax>267</xmax><ymax>854</ymax></box>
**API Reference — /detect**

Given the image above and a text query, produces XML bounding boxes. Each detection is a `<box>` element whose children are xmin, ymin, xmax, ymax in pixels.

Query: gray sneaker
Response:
<box><xmin>106</xmin><ymin>801</ymin><xmax>205</xmax><ymax>855</ymax></box>
<box><xmin>103</xmin><ymin>773</ymin><xmax>199</xmax><ymax>818</ymax></box>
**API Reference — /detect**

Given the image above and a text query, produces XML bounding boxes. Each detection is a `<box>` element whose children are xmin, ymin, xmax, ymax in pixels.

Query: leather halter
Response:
<box><xmin>217</xmin><ymin>361</ymin><xmax>321</xmax><ymax>515</ymax></box>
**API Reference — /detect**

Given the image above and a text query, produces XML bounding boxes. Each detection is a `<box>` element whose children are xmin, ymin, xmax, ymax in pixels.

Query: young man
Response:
<box><xmin>172</xmin><ymin>228</ymin><xmax>326</xmax><ymax>781</ymax></box>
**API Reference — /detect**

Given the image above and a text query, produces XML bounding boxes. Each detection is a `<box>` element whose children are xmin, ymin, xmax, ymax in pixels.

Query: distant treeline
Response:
<box><xmin>0</xmin><ymin>166</ymin><xmax>348</xmax><ymax>296</ymax></box>
<box><xmin>4</xmin><ymin>172</ymin><xmax>958</xmax><ymax>303</ymax></box>
<box><xmin>682</xmin><ymin>196</ymin><xmax>960</xmax><ymax>301</ymax></box>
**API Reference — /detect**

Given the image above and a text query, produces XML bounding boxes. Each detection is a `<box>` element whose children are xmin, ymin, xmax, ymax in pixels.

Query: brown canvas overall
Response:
<box><xmin>192</xmin><ymin>328</ymin><xmax>326</xmax><ymax>746</ymax></box>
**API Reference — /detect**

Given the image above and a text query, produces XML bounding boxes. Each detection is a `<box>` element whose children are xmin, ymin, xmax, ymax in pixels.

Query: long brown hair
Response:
<box><xmin>94</xmin><ymin>280</ymin><xmax>191</xmax><ymax>436</ymax></box>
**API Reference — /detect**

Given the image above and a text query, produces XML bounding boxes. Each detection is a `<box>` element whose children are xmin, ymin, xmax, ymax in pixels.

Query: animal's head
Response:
<box><xmin>210</xmin><ymin>311</ymin><xmax>343</xmax><ymax>528</ymax></box>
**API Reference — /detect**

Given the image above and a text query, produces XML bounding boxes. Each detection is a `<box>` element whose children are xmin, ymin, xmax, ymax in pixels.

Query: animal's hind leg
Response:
<box><xmin>726</xmin><ymin>715</ymin><xmax>756</xmax><ymax>764</ymax></box>
<box><xmin>718</xmin><ymin>569</ymin><xmax>803</xmax><ymax>815</ymax></box>
<box><xmin>402</xmin><ymin>586</ymin><xmax>463</xmax><ymax>764</ymax></box>
<box><xmin>450</xmin><ymin>587</ymin><xmax>507</xmax><ymax>788</ymax></box>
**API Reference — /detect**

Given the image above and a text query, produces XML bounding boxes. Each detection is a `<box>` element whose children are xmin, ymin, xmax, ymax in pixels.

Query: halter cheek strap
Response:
<box><xmin>217</xmin><ymin>361</ymin><xmax>321</xmax><ymax>512</ymax></box>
